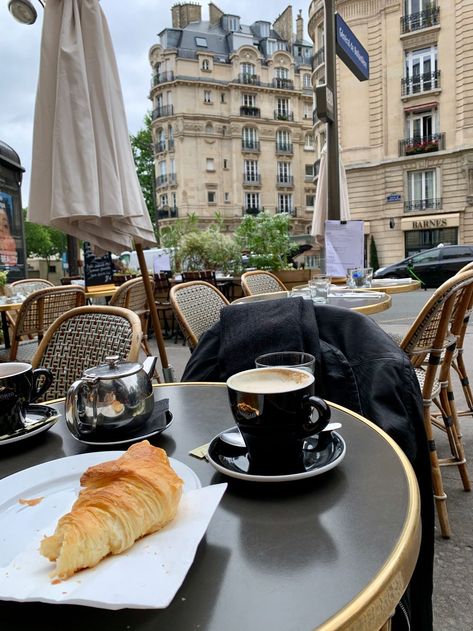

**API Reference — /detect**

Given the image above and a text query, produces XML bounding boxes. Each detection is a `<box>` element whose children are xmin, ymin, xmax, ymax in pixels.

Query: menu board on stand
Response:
<box><xmin>83</xmin><ymin>241</ymin><xmax>115</xmax><ymax>294</ymax></box>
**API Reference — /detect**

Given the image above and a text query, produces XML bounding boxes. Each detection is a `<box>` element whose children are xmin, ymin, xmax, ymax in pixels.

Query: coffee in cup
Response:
<box><xmin>0</xmin><ymin>362</ymin><xmax>53</xmax><ymax>436</ymax></box>
<box><xmin>227</xmin><ymin>367</ymin><xmax>330</xmax><ymax>474</ymax></box>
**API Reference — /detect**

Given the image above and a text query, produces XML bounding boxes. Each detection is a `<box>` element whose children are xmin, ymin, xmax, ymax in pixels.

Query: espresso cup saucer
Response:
<box><xmin>207</xmin><ymin>427</ymin><xmax>346</xmax><ymax>483</ymax></box>
<box><xmin>0</xmin><ymin>404</ymin><xmax>61</xmax><ymax>446</ymax></box>
<box><xmin>68</xmin><ymin>410</ymin><xmax>173</xmax><ymax>446</ymax></box>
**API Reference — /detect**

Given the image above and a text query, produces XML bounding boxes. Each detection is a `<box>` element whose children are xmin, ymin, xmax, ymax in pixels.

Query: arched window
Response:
<box><xmin>205</xmin><ymin>123</ymin><xmax>213</xmax><ymax>134</ymax></box>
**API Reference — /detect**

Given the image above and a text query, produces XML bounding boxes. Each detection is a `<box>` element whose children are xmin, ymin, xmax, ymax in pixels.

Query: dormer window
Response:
<box><xmin>223</xmin><ymin>15</ymin><xmax>240</xmax><ymax>32</ymax></box>
<box><xmin>202</xmin><ymin>59</ymin><xmax>210</xmax><ymax>71</ymax></box>
<box><xmin>195</xmin><ymin>37</ymin><xmax>208</xmax><ymax>48</ymax></box>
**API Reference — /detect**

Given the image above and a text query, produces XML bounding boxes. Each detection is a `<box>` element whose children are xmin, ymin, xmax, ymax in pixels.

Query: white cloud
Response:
<box><xmin>0</xmin><ymin>0</ymin><xmax>310</xmax><ymax>204</ymax></box>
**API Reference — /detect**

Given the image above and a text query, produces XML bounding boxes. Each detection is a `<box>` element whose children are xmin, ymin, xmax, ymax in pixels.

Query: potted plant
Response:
<box><xmin>0</xmin><ymin>270</ymin><xmax>9</xmax><ymax>296</ymax></box>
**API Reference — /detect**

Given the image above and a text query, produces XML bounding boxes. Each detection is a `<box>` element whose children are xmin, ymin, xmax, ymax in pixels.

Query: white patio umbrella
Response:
<box><xmin>311</xmin><ymin>144</ymin><xmax>351</xmax><ymax>240</ymax></box>
<box><xmin>28</xmin><ymin>0</ymin><xmax>173</xmax><ymax>380</ymax></box>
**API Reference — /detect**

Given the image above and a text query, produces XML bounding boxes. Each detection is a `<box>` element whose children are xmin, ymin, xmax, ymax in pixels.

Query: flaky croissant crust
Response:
<box><xmin>40</xmin><ymin>441</ymin><xmax>183</xmax><ymax>580</ymax></box>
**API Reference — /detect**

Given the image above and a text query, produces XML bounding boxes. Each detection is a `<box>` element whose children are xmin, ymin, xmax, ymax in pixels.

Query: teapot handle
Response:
<box><xmin>65</xmin><ymin>379</ymin><xmax>94</xmax><ymax>437</ymax></box>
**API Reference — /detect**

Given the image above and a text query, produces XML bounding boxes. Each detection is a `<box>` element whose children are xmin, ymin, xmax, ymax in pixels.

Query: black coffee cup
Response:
<box><xmin>0</xmin><ymin>362</ymin><xmax>53</xmax><ymax>436</ymax></box>
<box><xmin>227</xmin><ymin>367</ymin><xmax>331</xmax><ymax>474</ymax></box>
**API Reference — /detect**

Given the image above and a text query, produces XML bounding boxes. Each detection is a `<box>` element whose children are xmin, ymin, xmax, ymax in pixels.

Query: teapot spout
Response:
<box><xmin>142</xmin><ymin>356</ymin><xmax>158</xmax><ymax>379</ymax></box>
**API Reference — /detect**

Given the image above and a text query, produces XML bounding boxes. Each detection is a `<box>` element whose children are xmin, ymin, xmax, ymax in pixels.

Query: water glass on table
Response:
<box><xmin>308</xmin><ymin>275</ymin><xmax>332</xmax><ymax>304</ymax></box>
<box><xmin>255</xmin><ymin>351</ymin><xmax>315</xmax><ymax>374</ymax></box>
<box><xmin>347</xmin><ymin>267</ymin><xmax>373</xmax><ymax>288</ymax></box>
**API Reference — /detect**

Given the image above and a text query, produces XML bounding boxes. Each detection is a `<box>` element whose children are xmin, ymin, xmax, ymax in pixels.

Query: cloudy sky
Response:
<box><xmin>0</xmin><ymin>0</ymin><xmax>311</xmax><ymax>205</ymax></box>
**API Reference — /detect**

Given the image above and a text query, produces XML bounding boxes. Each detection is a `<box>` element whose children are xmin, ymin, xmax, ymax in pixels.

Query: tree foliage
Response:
<box><xmin>178</xmin><ymin>228</ymin><xmax>242</xmax><ymax>274</ymax></box>
<box><xmin>24</xmin><ymin>210</ymin><xmax>65</xmax><ymax>259</ymax></box>
<box><xmin>370</xmin><ymin>236</ymin><xmax>380</xmax><ymax>271</ymax></box>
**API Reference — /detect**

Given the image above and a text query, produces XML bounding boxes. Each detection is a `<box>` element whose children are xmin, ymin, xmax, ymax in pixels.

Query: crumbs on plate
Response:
<box><xmin>19</xmin><ymin>497</ymin><xmax>44</xmax><ymax>506</ymax></box>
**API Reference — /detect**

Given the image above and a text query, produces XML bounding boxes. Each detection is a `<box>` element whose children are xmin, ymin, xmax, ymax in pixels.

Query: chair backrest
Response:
<box><xmin>181</xmin><ymin>271</ymin><xmax>202</xmax><ymax>282</ymax></box>
<box><xmin>153</xmin><ymin>272</ymin><xmax>171</xmax><ymax>302</ymax></box>
<box><xmin>241</xmin><ymin>270</ymin><xmax>287</xmax><ymax>296</ymax></box>
<box><xmin>400</xmin><ymin>270</ymin><xmax>473</xmax><ymax>369</ymax></box>
<box><xmin>11</xmin><ymin>278</ymin><xmax>55</xmax><ymax>295</ymax></box>
<box><xmin>31</xmin><ymin>305</ymin><xmax>143</xmax><ymax>400</ymax></box>
<box><xmin>10</xmin><ymin>285</ymin><xmax>86</xmax><ymax>359</ymax></box>
<box><xmin>169</xmin><ymin>280</ymin><xmax>229</xmax><ymax>349</ymax></box>
<box><xmin>109</xmin><ymin>276</ymin><xmax>154</xmax><ymax>315</ymax></box>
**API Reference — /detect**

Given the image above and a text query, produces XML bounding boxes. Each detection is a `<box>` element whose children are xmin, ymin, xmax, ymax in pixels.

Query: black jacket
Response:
<box><xmin>182</xmin><ymin>298</ymin><xmax>434</xmax><ymax>631</ymax></box>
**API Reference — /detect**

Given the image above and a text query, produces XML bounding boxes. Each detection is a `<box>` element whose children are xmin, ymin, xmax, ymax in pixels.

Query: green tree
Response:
<box><xmin>235</xmin><ymin>212</ymin><xmax>297</xmax><ymax>271</ymax></box>
<box><xmin>370</xmin><ymin>236</ymin><xmax>380</xmax><ymax>271</ymax></box>
<box><xmin>130</xmin><ymin>112</ymin><xmax>156</xmax><ymax>233</ymax></box>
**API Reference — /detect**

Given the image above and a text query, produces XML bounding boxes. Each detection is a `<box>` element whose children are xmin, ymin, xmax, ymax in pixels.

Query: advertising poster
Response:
<box><xmin>0</xmin><ymin>191</ymin><xmax>18</xmax><ymax>270</ymax></box>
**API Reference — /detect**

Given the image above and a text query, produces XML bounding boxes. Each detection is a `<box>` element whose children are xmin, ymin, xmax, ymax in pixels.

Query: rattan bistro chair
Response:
<box><xmin>169</xmin><ymin>281</ymin><xmax>229</xmax><ymax>350</ymax></box>
<box><xmin>5</xmin><ymin>279</ymin><xmax>56</xmax><ymax>333</ymax></box>
<box><xmin>109</xmin><ymin>276</ymin><xmax>154</xmax><ymax>355</ymax></box>
<box><xmin>0</xmin><ymin>285</ymin><xmax>85</xmax><ymax>362</ymax></box>
<box><xmin>240</xmin><ymin>270</ymin><xmax>287</xmax><ymax>296</ymax></box>
<box><xmin>450</xmin><ymin>262</ymin><xmax>473</xmax><ymax>418</ymax></box>
<box><xmin>31</xmin><ymin>305</ymin><xmax>142</xmax><ymax>401</ymax></box>
<box><xmin>399</xmin><ymin>270</ymin><xmax>473</xmax><ymax>538</ymax></box>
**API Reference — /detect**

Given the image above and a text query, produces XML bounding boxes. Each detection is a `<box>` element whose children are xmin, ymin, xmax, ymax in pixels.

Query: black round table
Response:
<box><xmin>0</xmin><ymin>383</ymin><xmax>420</xmax><ymax>631</ymax></box>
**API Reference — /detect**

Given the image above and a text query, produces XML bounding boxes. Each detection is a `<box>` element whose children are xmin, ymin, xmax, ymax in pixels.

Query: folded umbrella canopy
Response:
<box><xmin>28</xmin><ymin>0</ymin><xmax>173</xmax><ymax>380</ymax></box>
<box><xmin>311</xmin><ymin>144</ymin><xmax>351</xmax><ymax>240</ymax></box>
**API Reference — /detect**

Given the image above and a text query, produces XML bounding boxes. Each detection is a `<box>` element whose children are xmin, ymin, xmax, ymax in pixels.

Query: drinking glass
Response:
<box><xmin>255</xmin><ymin>351</ymin><xmax>315</xmax><ymax>374</ymax></box>
<box><xmin>308</xmin><ymin>275</ymin><xmax>331</xmax><ymax>304</ymax></box>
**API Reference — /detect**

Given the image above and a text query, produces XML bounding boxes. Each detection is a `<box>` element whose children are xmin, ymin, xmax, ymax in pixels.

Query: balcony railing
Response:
<box><xmin>274</xmin><ymin>110</ymin><xmax>294</xmax><ymax>121</ymax></box>
<box><xmin>401</xmin><ymin>5</ymin><xmax>439</xmax><ymax>34</ymax></box>
<box><xmin>155</xmin><ymin>174</ymin><xmax>168</xmax><ymax>187</ymax></box>
<box><xmin>312</xmin><ymin>47</ymin><xmax>325</xmax><ymax>69</ymax></box>
<box><xmin>238</xmin><ymin>73</ymin><xmax>260</xmax><ymax>85</ymax></box>
<box><xmin>275</xmin><ymin>143</ymin><xmax>293</xmax><ymax>155</ymax></box>
<box><xmin>168</xmin><ymin>139</ymin><xmax>175</xmax><ymax>152</ymax></box>
<box><xmin>157</xmin><ymin>206</ymin><xmax>178</xmax><ymax>219</ymax></box>
<box><xmin>152</xmin><ymin>105</ymin><xmax>174</xmax><ymax>119</ymax></box>
<box><xmin>276</xmin><ymin>176</ymin><xmax>294</xmax><ymax>187</ymax></box>
<box><xmin>242</xmin><ymin>206</ymin><xmax>263</xmax><ymax>215</ymax></box>
<box><xmin>277</xmin><ymin>207</ymin><xmax>297</xmax><ymax>216</ymax></box>
<box><xmin>152</xmin><ymin>71</ymin><xmax>175</xmax><ymax>86</ymax></box>
<box><xmin>404</xmin><ymin>198</ymin><xmax>442</xmax><ymax>212</ymax></box>
<box><xmin>154</xmin><ymin>141</ymin><xmax>166</xmax><ymax>154</ymax></box>
<box><xmin>241</xmin><ymin>140</ymin><xmax>261</xmax><ymax>152</ymax></box>
<box><xmin>272</xmin><ymin>78</ymin><xmax>294</xmax><ymax>90</ymax></box>
<box><xmin>240</xmin><ymin>106</ymin><xmax>261</xmax><ymax>117</ymax></box>
<box><xmin>401</xmin><ymin>70</ymin><xmax>441</xmax><ymax>96</ymax></box>
<box><xmin>169</xmin><ymin>173</ymin><xmax>177</xmax><ymax>186</ymax></box>
<box><xmin>243</xmin><ymin>174</ymin><xmax>261</xmax><ymax>186</ymax></box>
<box><xmin>399</xmin><ymin>132</ymin><xmax>445</xmax><ymax>156</ymax></box>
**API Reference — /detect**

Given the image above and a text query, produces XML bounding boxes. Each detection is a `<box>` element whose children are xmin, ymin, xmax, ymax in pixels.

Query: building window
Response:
<box><xmin>205</xmin><ymin>123</ymin><xmax>213</xmax><ymax>134</ymax></box>
<box><xmin>224</xmin><ymin>192</ymin><xmax>230</xmax><ymax>203</ymax></box>
<box><xmin>202</xmin><ymin>59</ymin><xmax>210</xmax><ymax>71</ymax></box>
<box><xmin>244</xmin><ymin>159</ymin><xmax>259</xmax><ymax>182</ymax></box>
<box><xmin>305</xmin><ymin>164</ymin><xmax>314</xmax><ymax>179</ymax></box>
<box><xmin>221</xmin><ymin>92</ymin><xmax>226</xmax><ymax>103</ymax></box>
<box><xmin>303</xmin><ymin>73</ymin><xmax>311</xmax><ymax>88</ymax></box>
<box><xmin>242</xmin><ymin>127</ymin><xmax>258</xmax><ymax>150</ymax></box>
<box><xmin>208</xmin><ymin>191</ymin><xmax>216</xmax><ymax>204</ymax></box>
<box><xmin>242</xmin><ymin>93</ymin><xmax>256</xmax><ymax>107</ymax></box>
<box><xmin>306</xmin><ymin>194</ymin><xmax>315</xmax><ymax>208</ymax></box>
<box><xmin>276</xmin><ymin>129</ymin><xmax>291</xmax><ymax>151</ymax></box>
<box><xmin>204</xmin><ymin>90</ymin><xmax>212</xmax><ymax>103</ymax></box>
<box><xmin>160</xmin><ymin>193</ymin><xmax>168</xmax><ymax>207</ymax></box>
<box><xmin>277</xmin><ymin>162</ymin><xmax>291</xmax><ymax>183</ymax></box>
<box><xmin>275</xmin><ymin>67</ymin><xmax>289</xmax><ymax>79</ymax></box>
<box><xmin>277</xmin><ymin>98</ymin><xmax>290</xmax><ymax>118</ymax></box>
<box><xmin>245</xmin><ymin>192</ymin><xmax>260</xmax><ymax>210</ymax></box>
<box><xmin>195</xmin><ymin>37</ymin><xmax>208</xmax><ymax>48</ymax></box>
<box><xmin>223</xmin><ymin>159</ymin><xmax>229</xmax><ymax>169</ymax></box>
<box><xmin>206</xmin><ymin>158</ymin><xmax>215</xmax><ymax>171</ymax></box>
<box><xmin>277</xmin><ymin>193</ymin><xmax>293</xmax><ymax>213</ymax></box>
<box><xmin>402</xmin><ymin>1</ymin><xmax>440</xmax><ymax>34</ymax></box>
<box><xmin>403</xmin><ymin>46</ymin><xmax>438</xmax><ymax>96</ymax></box>
<box><xmin>240</xmin><ymin>63</ymin><xmax>257</xmax><ymax>84</ymax></box>
<box><xmin>406</xmin><ymin>169</ymin><xmax>440</xmax><ymax>211</ymax></box>
<box><xmin>405</xmin><ymin>227</ymin><xmax>458</xmax><ymax>257</ymax></box>
<box><xmin>304</xmin><ymin>133</ymin><xmax>314</xmax><ymax>149</ymax></box>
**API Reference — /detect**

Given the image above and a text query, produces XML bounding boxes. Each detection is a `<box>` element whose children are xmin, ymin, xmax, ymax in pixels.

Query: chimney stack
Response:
<box><xmin>171</xmin><ymin>2</ymin><xmax>202</xmax><ymax>29</ymax></box>
<box><xmin>296</xmin><ymin>10</ymin><xmax>304</xmax><ymax>41</ymax></box>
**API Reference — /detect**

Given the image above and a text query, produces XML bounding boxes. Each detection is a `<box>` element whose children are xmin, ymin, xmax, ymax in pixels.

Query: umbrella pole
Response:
<box><xmin>135</xmin><ymin>243</ymin><xmax>175</xmax><ymax>383</ymax></box>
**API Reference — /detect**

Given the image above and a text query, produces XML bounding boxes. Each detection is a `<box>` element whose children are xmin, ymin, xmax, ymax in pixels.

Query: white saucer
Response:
<box><xmin>207</xmin><ymin>427</ymin><xmax>346</xmax><ymax>483</ymax></box>
<box><xmin>0</xmin><ymin>405</ymin><xmax>60</xmax><ymax>446</ymax></box>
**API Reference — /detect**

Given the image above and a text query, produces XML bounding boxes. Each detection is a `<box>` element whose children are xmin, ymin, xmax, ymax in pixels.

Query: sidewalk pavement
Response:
<box><xmin>146</xmin><ymin>304</ymin><xmax>473</xmax><ymax>631</ymax></box>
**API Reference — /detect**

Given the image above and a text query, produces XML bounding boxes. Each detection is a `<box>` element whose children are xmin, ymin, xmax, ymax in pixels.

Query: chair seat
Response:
<box><xmin>414</xmin><ymin>367</ymin><xmax>441</xmax><ymax>399</ymax></box>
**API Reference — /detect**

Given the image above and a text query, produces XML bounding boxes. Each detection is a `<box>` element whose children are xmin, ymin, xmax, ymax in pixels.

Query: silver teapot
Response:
<box><xmin>65</xmin><ymin>355</ymin><xmax>157</xmax><ymax>439</ymax></box>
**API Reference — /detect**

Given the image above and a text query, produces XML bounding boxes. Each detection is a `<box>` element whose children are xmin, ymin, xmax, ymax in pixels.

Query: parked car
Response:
<box><xmin>374</xmin><ymin>244</ymin><xmax>473</xmax><ymax>288</ymax></box>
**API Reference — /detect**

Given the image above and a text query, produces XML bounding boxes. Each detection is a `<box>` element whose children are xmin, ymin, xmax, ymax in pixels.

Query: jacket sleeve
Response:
<box><xmin>180</xmin><ymin>324</ymin><xmax>223</xmax><ymax>382</ymax></box>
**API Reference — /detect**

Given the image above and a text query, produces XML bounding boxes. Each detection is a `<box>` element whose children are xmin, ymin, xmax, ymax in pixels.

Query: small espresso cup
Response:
<box><xmin>0</xmin><ymin>362</ymin><xmax>53</xmax><ymax>436</ymax></box>
<box><xmin>227</xmin><ymin>367</ymin><xmax>330</xmax><ymax>474</ymax></box>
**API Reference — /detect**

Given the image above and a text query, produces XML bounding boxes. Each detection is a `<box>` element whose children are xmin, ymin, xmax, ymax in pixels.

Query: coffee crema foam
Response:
<box><xmin>228</xmin><ymin>368</ymin><xmax>313</xmax><ymax>394</ymax></box>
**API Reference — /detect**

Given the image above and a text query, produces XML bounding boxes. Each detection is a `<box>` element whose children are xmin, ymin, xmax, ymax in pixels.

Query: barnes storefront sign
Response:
<box><xmin>401</xmin><ymin>214</ymin><xmax>460</xmax><ymax>231</ymax></box>
<box><xmin>412</xmin><ymin>218</ymin><xmax>447</xmax><ymax>229</ymax></box>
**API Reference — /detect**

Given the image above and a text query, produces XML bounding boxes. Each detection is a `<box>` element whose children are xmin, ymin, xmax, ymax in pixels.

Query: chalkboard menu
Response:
<box><xmin>83</xmin><ymin>241</ymin><xmax>114</xmax><ymax>287</ymax></box>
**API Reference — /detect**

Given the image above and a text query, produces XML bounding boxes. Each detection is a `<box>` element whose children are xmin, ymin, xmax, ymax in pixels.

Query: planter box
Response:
<box><xmin>273</xmin><ymin>269</ymin><xmax>318</xmax><ymax>290</ymax></box>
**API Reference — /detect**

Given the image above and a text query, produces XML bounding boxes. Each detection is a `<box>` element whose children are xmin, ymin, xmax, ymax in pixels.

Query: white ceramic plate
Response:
<box><xmin>0</xmin><ymin>452</ymin><xmax>227</xmax><ymax>610</ymax></box>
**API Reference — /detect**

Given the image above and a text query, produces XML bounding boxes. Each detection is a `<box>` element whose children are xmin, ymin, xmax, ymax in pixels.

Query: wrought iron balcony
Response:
<box><xmin>157</xmin><ymin>206</ymin><xmax>178</xmax><ymax>219</ymax></box>
<box><xmin>277</xmin><ymin>207</ymin><xmax>297</xmax><ymax>216</ymax></box>
<box><xmin>312</xmin><ymin>47</ymin><xmax>325</xmax><ymax>69</ymax></box>
<box><xmin>401</xmin><ymin>5</ymin><xmax>439</xmax><ymax>34</ymax></box>
<box><xmin>401</xmin><ymin>70</ymin><xmax>441</xmax><ymax>96</ymax></box>
<box><xmin>404</xmin><ymin>198</ymin><xmax>442</xmax><ymax>212</ymax></box>
<box><xmin>152</xmin><ymin>105</ymin><xmax>174</xmax><ymax>119</ymax></box>
<box><xmin>242</xmin><ymin>206</ymin><xmax>263</xmax><ymax>215</ymax></box>
<box><xmin>272</xmin><ymin>78</ymin><xmax>294</xmax><ymax>90</ymax></box>
<box><xmin>155</xmin><ymin>174</ymin><xmax>168</xmax><ymax>187</ymax></box>
<box><xmin>276</xmin><ymin>175</ymin><xmax>294</xmax><ymax>187</ymax></box>
<box><xmin>152</xmin><ymin>71</ymin><xmax>175</xmax><ymax>86</ymax></box>
<box><xmin>240</xmin><ymin>106</ymin><xmax>261</xmax><ymax>117</ymax></box>
<box><xmin>154</xmin><ymin>141</ymin><xmax>166</xmax><ymax>154</ymax></box>
<box><xmin>238</xmin><ymin>73</ymin><xmax>260</xmax><ymax>85</ymax></box>
<box><xmin>274</xmin><ymin>110</ymin><xmax>294</xmax><ymax>121</ymax></box>
<box><xmin>399</xmin><ymin>132</ymin><xmax>445</xmax><ymax>156</ymax></box>
<box><xmin>241</xmin><ymin>140</ymin><xmax>261</xmax><ymax>152</ymax></box>
<box><xmin>168</xmin><ymin>139</ymin><xmax>175</xmax><ymax>152</ymax></box>
<box><xmin>243</xmin><ymin>174</ymin><xmax>261</xmax><ymax>186</ymax></box>
<box><xmin>275</xmin><ymin>143</ymin><xmax>293</xmax><ymax>155</ymax></box>
<box><xmin>168</xmin><ymin>173</ymin><xmax>177</xmax><ymax>186</ymax></box>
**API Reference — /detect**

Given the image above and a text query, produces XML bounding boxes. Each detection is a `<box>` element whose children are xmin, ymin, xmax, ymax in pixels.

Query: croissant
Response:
<box><xmin>40</xmin><ymin>440</ymin><xmax>183</xmax><ymax>581</ymax></box>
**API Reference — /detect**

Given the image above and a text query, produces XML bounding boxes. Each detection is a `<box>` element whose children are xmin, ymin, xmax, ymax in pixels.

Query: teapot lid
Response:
<box><xmin>83</xmin><ymin>356</ymin><xmax>141</xmax><ymax>379</ymax></box>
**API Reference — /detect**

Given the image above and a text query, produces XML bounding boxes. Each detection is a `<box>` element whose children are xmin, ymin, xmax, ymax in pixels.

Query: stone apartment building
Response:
<box><xmin>308</xmin><ymin>0</ymin><xmax>473</xmax><ymax>265</ymax></box>
<box><xmin>148</xmin><ymin>2</ymin><xmax>317</xmax><ymax>234</ymax></box>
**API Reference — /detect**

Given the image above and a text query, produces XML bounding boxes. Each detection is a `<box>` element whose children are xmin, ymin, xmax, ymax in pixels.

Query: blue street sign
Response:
<box><xmin>386</xmin><ymin>194</ymin><xmax>402</xmax><ymax>203</ymax></box>
<box><xmin>335</xmin><ymin>13</ymin><xmax>369</xmax><ymax>82</ymax></box>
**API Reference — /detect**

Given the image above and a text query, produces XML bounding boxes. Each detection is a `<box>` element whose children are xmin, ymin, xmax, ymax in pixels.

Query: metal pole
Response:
<box><xmin>324</xmin><ymin>0</ymin><xmax>341</xmax><ymax>220</ymax></box>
